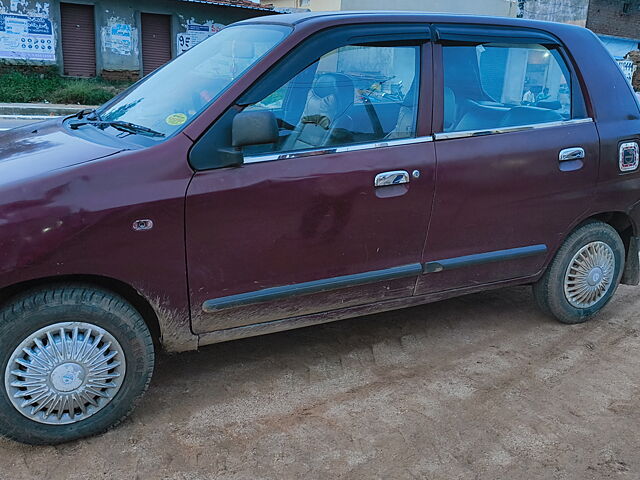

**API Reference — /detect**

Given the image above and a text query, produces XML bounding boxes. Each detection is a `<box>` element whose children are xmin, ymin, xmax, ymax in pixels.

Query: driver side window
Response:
<box><xmin>243</xmin><ymin>43</ymin><xmax>421</xmax><ymax>157</ymax></box>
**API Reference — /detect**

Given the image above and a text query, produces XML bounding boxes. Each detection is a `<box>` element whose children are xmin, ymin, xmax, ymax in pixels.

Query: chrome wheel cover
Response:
<box><xmin>564</xmin><ymin>241</ymin><xmax>616</xmax><ymax>309</ymax></box>
<box><xmin>4</xmin><ymin>322</ymin><xmax>126</xmax><ymax>425</ymax></box>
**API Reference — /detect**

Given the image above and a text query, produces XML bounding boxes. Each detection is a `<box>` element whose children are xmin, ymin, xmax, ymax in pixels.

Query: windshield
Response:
<box><xmin>97</xmin><ymin>24</ymin><xmax>291</xmax><ymax>138</ymax></box>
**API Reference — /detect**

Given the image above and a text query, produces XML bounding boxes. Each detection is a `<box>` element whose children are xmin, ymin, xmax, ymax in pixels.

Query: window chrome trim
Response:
<box><xmin>243</xmin><ymin>135</ymin><xmax>434</xmax><ymax>164</ymax></box>
<box><xmin>240</xmin><ymin>118</ymin><xmax>594</xmax><ymax>163</ymax></box>
<box><xmin>433</xmin><ymin>118</ymin><xmax>594</xmax><ymax>141</ymax></box>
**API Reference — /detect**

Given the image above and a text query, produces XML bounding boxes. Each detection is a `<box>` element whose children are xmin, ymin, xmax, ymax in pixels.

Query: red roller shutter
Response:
<box><xmin>141</xmin><ymin>13</ymin><xmax>172</xmax><ymax>77</ymax></box>
<box><xmin>60</xmin><ymin>3</ymin><xmax>96</xmax><ymax>77</ymax></box>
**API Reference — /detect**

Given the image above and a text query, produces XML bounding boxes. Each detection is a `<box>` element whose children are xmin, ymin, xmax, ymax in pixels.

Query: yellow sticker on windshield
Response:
<box><xmin>166</xmin><ymin>113</ymin><xmax>188</xmax><ymax>126</ymax></box>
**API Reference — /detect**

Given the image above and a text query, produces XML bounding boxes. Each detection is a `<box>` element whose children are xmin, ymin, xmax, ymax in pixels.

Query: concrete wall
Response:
<box><xmin>587</xmin><ymin>0</ymin><xmax>640</xmax><ymax>38</ymax></box>
<box><xmin>518</xmin><ymin>0</ymin><xmax>589</xmax><ymax>26</ymax></box>
<box><xmin>0</xmin><ymin>0</ymin><xmax>274</xmax><ymax>78</ymax></box>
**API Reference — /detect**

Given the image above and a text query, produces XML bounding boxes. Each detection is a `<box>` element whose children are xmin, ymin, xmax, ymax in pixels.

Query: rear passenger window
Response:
<box><xmin>442</xmin><ymin>43</ymin><xmax>586</xmax><ymax>133</ymax></box>
<box><xmin>243</xmin><ymin>43</ymin><xmax>420</xmax><ymax>156</ymax></box>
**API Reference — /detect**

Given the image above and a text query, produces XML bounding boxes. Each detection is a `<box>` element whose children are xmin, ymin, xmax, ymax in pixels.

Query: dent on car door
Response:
<box><xmin>186</xmin><ymin>25</ymin><xmax>437</xmax><ymax>334</ymax></box>
<box><xmin>417</xmin><ymin>26</ymin><xmax>599</xmax><ymax>295</ymax></box>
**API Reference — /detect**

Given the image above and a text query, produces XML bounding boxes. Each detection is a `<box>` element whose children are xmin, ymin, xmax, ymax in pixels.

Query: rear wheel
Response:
<box><xmin>533</xmin><ymin>221</ymin><xmax>625</xmax><ymax>324</ymax></box>
<box><xmin>0</xmin><ymin>285</ymin><xmax>154</xmax><ymax>445</ymax></box>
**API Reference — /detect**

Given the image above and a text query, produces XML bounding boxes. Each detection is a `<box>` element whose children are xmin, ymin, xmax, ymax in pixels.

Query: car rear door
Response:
<box><xmin>416</xmin><ymin>24</ymin><xmax>599</xmax><ymax>295</ymax></box>
<box><xmin>186</xmin><ymin>25</ymin><xmax>436</xmax><ymax>334</ymax></box>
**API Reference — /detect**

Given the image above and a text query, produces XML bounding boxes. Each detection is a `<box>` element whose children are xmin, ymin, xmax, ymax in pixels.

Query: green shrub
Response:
<box><xmin>49</xmin><ymin>79</ymin><xmax>122</xmax><ymax>105</ymax></box>
<box><xmin>0</xmin><ymin>71</ymin><xmax>61</xmax><ymax>103</ymax></box>
<box><xmin>0</xmin><ymin>70</ymin><xmax>130</xmax><ymax>105</ymax></box>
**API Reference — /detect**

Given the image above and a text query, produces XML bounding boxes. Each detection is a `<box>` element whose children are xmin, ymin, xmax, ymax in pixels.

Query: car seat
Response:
<box><xmin>283</xmin><ymin>73</ymin><xmax>355</xmax><ymax>151</ymax></box>
<box><xmin>386</xmin><ymin>82</ymin><xmax>419</xmax><ymax>139</ymax></box>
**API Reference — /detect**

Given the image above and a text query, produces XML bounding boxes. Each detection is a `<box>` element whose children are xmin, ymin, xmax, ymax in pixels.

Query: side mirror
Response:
<box><xmin>232</xmin><ymin>110</ymin><xmax>279</xmax><ymax>148</ymax></box>
<box><xmin>188</xmin><ymin>109</ymin><xmax>280</xmax><ymax>171</ymax></box>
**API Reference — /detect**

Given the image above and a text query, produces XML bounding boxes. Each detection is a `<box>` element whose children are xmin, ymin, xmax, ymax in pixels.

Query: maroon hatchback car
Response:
<box><xmin>1</xmin><ymin>12</ymin><xmax>639</xmax><ymax>445</ymax></box>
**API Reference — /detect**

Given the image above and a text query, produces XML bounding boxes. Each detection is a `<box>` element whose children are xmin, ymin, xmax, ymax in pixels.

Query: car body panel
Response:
<box><xmin>0</xmin><ymin>118</ymin><xmax>124</xmax><ymax>184</ymax></box>
<box><xmin>187</xmin><ymin>141</ymin><xmax>437</xmax><ymax>334</ymax></box>
<box><xmin>0</xmin><ymin>130</ymin><xmax>197</xmax><ymax>351</ymax></box>
<box><xmin>417</xmin><ymin>121</ymin><xmax>600</xmax><ymax>294</ymax></box>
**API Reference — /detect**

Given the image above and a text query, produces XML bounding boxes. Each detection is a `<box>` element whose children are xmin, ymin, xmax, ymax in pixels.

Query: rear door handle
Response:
<box><xmin>374</xmin><ymin>170</ymin><xmax>410</xmax><ymax>187</ymax></box>
<box><xmin>559</xmin><ymin>147</ymin><xmax>585</xmax><ymax>162</ymax></box>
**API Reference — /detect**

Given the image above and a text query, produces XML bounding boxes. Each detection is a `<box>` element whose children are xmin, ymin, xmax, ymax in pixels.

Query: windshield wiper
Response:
<box><xmin>74</xmin><ymin>108</ymin><xmax>101</xmax><ymax>121</ymax></box>
<box><xmin>69</xmin><ymin>120</ymin><xmax>165</xmax><ymax>138</ymax></box>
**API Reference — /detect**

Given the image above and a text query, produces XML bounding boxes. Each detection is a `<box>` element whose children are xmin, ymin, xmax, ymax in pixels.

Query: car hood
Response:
<box><xmin>0</xmin><ymin>118</ymin><xmax>125</xmax><ymax>185</ymax></box>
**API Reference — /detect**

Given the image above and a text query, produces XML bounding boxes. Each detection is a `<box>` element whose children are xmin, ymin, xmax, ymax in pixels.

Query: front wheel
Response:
<box><xmin>533</xmin><ymin>221</ymin><xmax>625</xmax><ymax>324</ymax></box>
<box><xmin>0</xmin><ymin>285</ymin><xmax>155</xmax><ymax>445</ymax></box>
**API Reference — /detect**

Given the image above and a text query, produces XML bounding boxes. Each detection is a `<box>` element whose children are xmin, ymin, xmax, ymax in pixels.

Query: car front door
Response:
<box><xmin>186</xmin><ymin>27</ymin><xmax>436</xmax><ymax>334</ymax></box>
<box><xmin>417</xmin><ymin>25</ymin><xmax>599</xmax><ymax>295</ymax></box>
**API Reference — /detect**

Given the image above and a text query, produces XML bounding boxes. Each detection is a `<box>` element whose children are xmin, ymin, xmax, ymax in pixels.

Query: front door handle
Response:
<box><xmin>559</xmin><ymin>147</ymin><xmax>585</xmax><ymax>162</ymax></box>
<box><xmin>374</xmin><ymin>170</ymin><xmax>410</xmax><ymax>187</ymax></box>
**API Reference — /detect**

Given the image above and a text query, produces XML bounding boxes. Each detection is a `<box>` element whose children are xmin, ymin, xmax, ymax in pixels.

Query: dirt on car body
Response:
<box><xmin>1</xmin><ymin>285</ymin><xmax>639</xmax><ymax>479</ymax></box>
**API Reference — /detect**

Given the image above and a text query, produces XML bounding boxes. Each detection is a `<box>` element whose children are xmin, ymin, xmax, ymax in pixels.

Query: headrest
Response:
<box><xmin>312</xmin><ymin>74</ymin><xmax>352</xmax><ymax>99</ymax></box>
<box><xmin>403</xmin><ymin>81</ymin><xmax>418</xmax><ymax>108</ymax></box>
<box><xmin>310</xmin><ymin>73</ymin><xmax>355</xmax><ymax>117</ymax></box>
<box><xmin>444</xmin><ymin>87</ymin><xmax>457</xmax><ymax>131</ymax></box>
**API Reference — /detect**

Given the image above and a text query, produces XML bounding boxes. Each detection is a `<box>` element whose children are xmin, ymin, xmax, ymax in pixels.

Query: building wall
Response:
<box><xmin>587</xmin><ymin>0</ymin><xmax>640</xmax><ymax>38</ymax></box>
<box><xmin>628</xmin><ymin>50</ymin><xmax>640</xmax><ymax>90</ymax></box>
<box><xmin>340</xmin><ymin>0</ymin><xmax>517</xmax><ymax>15</ymax></box>
<box><xmin>268</xmin><ymin>0</ymin><xmax>339</xmax><ymax>9</ymax></box>
<box><xmin>266</xmin><ymin>0</ymin><xmax>517</xmax><ymax>15</ymax></box>
<box><xmin>0</xmin><ymin>0</ymin><xmax>274</xmax><ymax>78</ymax></box>
<box><xmin>518</xmin><ymin>0</ymin><xmax>589</xmax><ymax>26</ymax></box>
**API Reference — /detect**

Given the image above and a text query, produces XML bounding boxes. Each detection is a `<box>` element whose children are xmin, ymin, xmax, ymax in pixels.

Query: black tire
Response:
<box><xmin>533</xmin><ymin>221</ymin><xmax>625</xmax><ymax>324</ymax></box>
<box><xmin>0</xmin><ymin>284</ymin><xmax>154</xmax><ymax>445</ymax></box>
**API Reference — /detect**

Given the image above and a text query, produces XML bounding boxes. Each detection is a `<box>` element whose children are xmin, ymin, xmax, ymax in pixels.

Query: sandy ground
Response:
<box><xmin>1</xmin><ymin>284</ymin><xmax>640</xmax><ymax>479</ymax></box>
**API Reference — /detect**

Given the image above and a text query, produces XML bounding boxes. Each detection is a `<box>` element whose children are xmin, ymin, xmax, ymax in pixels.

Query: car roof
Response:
<box><xmin>239</xmin><ymin>10</ymin><xmax>584</xmax><ymax>36</ymax></box>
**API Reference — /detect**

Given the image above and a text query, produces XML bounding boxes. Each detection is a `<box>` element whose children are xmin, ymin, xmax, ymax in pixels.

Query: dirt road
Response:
<box><xmin>1</xmin><ymin>285</ymin><xmax>640</xmax><ymax>479</ymax></box>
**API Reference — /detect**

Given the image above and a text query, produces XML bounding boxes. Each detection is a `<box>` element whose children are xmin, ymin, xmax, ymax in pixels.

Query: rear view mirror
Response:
<box><xmin>188</xmin><ymin>109</ymin><xmax>280</xmax><ymax>171</ymax></box>
<box><xmin>232</xmin><ymin>110</ymin><xmax>279</xmax><ymax>148</ymax></box>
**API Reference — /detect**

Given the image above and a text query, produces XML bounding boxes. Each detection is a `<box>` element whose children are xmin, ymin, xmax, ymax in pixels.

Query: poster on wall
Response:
<box><xmin>618</xmin><ymin>59</ymin><xmax>637</xmax><ymax>85</ymax></box>
<box><xmin>176</xmin><ymin>22</ymin><xmax>223</xmax><ymax>55</ymax></box>
<box><xmin>104</xmin><ymin>23</ymin><xmax>133</xmax><ymax>55</ymax></box>
<box><xmin>0</xmin><ymin>13</ymin><xmax>55</xmax><ymax>61</ymax></box>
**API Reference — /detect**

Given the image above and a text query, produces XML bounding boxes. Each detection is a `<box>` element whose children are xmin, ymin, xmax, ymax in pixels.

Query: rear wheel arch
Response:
<box><xmin>580</xmin><ymin>212</ymin><xmax>638</xmax><ymax>285</ymax></box>
<box><xmin>534</xmin><ymin>220</ymin><xmax>625</xmax><ymax>323</ymax></box>
<box><xmin>546</xmin><ymin>212</ymin><xmax>635</xmax><ymax>282</ymax></box>
<box><xmin>588</xmin><ymin>211</ymin><xmax>635</xmax><ymax>251</ymax></box>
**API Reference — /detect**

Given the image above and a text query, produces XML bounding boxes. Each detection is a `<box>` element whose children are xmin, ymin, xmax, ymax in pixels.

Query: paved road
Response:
<box><xmin>0</xmin><ymin>117</ymin><xmax>53</xmax><ymax>131</ymax></box>
<box><xmin>1</xmin><ymin>284</ymin><xmax>640</xmax><ymax>479</ymax></box>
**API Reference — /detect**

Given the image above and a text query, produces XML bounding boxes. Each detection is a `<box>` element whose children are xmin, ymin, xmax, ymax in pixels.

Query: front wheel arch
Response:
<box><xmin>0</xmin><ymin>275</ymin><xmax>162</xmax><ymax>348</ymax></box>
